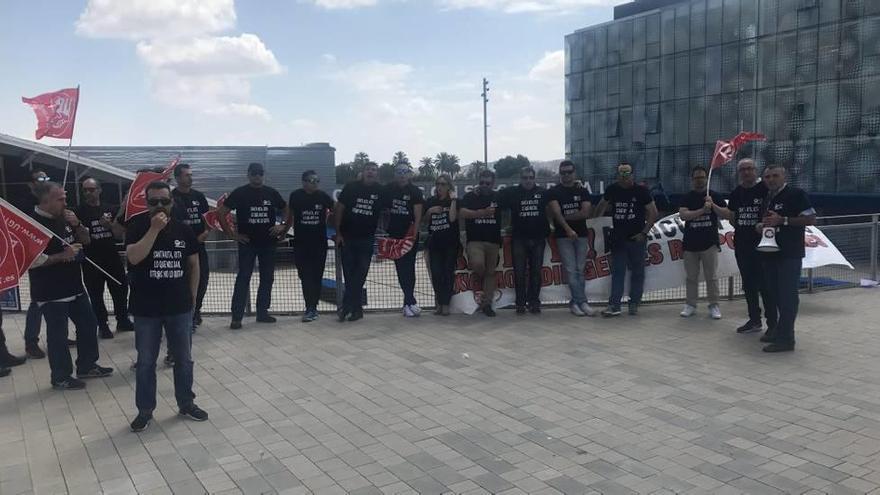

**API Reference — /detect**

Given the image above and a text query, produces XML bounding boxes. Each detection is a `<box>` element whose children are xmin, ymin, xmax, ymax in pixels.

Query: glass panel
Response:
<box><xmin>839</xmin><ymin>22</ymin><xmax>861</xmax><ymax>79</ymax></box>
<box><xmin>675</xmin><ymin>6</ymin><xmax>690</xmax><ymax>52</ymax></box>
<box><xmin>774</xmin><ymin>88</ymin><xmax>795</xmax><ymax>139</ymax></box>
<box><xmin>690</xmin><ymin>97</ymin><xmax>706</xmax><ymax>143</ymax></box>
<box><xmin>675</xmin><ymin>99</ymin><xmax>690</xmax><ymax>146</ymax></box>
<box><xmin>741</xmin><ymin>0</ymin><xmax>758</xmax><ymax>39</ymax></box>
<box><xmin>633</xmin><ymin>62</ymin><xmax>646</xmax><ymax>104</ymax></box>
<box><xmin>740</xmin><ymin>90</ymin><xmax>757</xmax><ymax>133</ymax></box>
<box><xmin>721</xmin><ymin>93</ymin><xmax>740</xmax><ymax>137</ymax></box>
<box><xmin>741</xmin><ymin>42</ymin><xmax>757</xmax><ymax>90</ymax></box>
<box><xmin>819</xmin><ymin>0</ymin><xmax>840</xmax><ymax>23</ymax></box>
<box><xmin>633</xmin><ymin>17</ymin><xmax>646</xmax><ymax>61</ymax></box>
<box><xmin>608</xmin><ymin>67</ymin><xmax>620</xmax><ymax>95</ymax></box>
<box><xmin>778</xmin><ymin>0</ymin><xmax>798</xmax><ymax>33</ymax></box>
<box><xmin>690</xmin><ymin>48</ymin><xmax>707</xmax><ymax>96</ymax></box>
<box><xmin>662</xmin><ymin>8</ymin><xmax>676</xmax><ymax>54</ymax></box>
<box><xmin>675</xmin><ymin>55</ymin><xmax>689</xmax><ymax>99</ymax></box>
<box><xmin>759</xmin><ymin>0</ymin><xmax>777</xmax><ymax>36</ymax></box>
<box><xmin>706</xmin><ymin>45</ymin><xmax>722</xmax><ymax>95</ymax></box>
<box><xmin>815</xmin><ymin>82</ymin><xmax>838</xmax><ymax>137</ymax></box>
<box><xmin>661</xmin><ymin>56</ymin><xmax>676</xmax><ymax>101</ymax></box>
<box><xmin>632</xmin><ymin>103</ymin><xmax>646</xmax><ymax>143</ymax></box>
<box><xmin>758</xmin><ymin>37</ymin><xmax>777</xmax><ymax>88</ymax></box>
<box><xmin>646</xmin><ymin>103</ymin><xmax>661</xmax><ymax>134</ymax></box>
<box><xmin>705</xmin><ymin>94</ymin><xmax>722</xmax><ymax>140</ymax></box>
<box><xmin>722</xmin><ymin>43</ymin><xmax>740</xmax><ymax>93</ymax></box>
<box><xmin>838</xmin><ymin>81</ymin><xmax>862</xmax><ymax>137</ymax></box>
<box><xmin>596</xmin><ymin>69</ymin><xmax>608</xmax><ymax>109</ymax></box>
<box><xmin>620</xmin><ymin>108</ymin><xmax>633</xmax><ymax>144</ymax></box>
<box><xmin>691</xmin><ymin>0</ymin><xmax>706</xmax><ymax>48</ymax></box>
<box><xmin>706</xmin><ymin>0</ymin><xmax>723</xmax><ymax>45</ymax></box>
<box><xmin>775</xmin><ymin>33</ymin><xmax>797</xmax><ymax>86</ymax></box>
<box><xmin>662</xmin><ymin>102</ymin><xmax>676</xmax><ymax>146</ymax></box>
<box><xmin>817</xmin><ymin>24</ymin><xmax>840</xmax><ymax>81</ymax></box>
<box><xmin>646</xmin><ymin>13</ymin><xmax>660</xmax><ymax>58</ymax></box>
<box><xmin>620</xmin><ymin>65</ymin><xmax>632</xmax><ymax>107</ymax></box>
<box><xmin>864</xmin><ymin>18</ymin><xmax>880</xmax><ymax>76</ymax></box>
<box><xmin>608</xmin><ymin>23</ymin><xmax>621</xmax><ymax>66</ymax></box>
<box><xmin>757</xmin><ymin>89</ymin><xmax>776</xmax><ymax>139</ymax></box>
<box><xmin>620</xmin><ymin>20</ymin><xmax>633</xmax><ymax>63</ymax></box>
<box><xmin>723</xmin><ymin>0</ymin><xmax>740</xmax><ymax>43</ymax></box>
<box><xmin>595</xmin><ymin>26</ymin><xmax>607</xmax><ymax>68</ymax></box>
<box><xmin>584</xmin><ymin>72</ymin><xmax>596</xmax><ymax>111</ymax></box>
<box><xmin>842</xmin><ymin>0</ymin><xmax>862</xmax><ymax>19</ymax></box>
<box><xmin>798</xmin><ymin>3</ymin><xmax>819</xmax><ymax>27</ymax></box>
<box><xmin>646</xmin><ymin>59</ymin><xmax>660</xmax><ymax>88</ymax></box>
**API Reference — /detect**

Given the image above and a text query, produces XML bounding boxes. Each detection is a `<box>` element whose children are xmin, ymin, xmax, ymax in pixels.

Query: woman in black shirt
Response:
<box><xmin>423</xmin><ymin>175</ymin><xmax>459</xmax><ymax>315</ymax></box>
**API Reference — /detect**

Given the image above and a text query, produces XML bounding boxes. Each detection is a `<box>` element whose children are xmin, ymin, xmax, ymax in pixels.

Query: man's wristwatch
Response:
<box><xmin>783</xmin><ymin>216</ymin><xmax>789</xmax><ymax>226</ymax></box>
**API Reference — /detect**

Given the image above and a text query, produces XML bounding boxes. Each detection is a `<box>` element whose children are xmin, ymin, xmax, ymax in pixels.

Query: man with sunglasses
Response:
<box><xmin>499</xmin><ymin>166</ymin><xmax>550</xmax><ymax>315</ymax></box>
<box><xmin>286</xmin><ymin>171</ymin><xmax>334</xmax><ymax>322</ymax></box>
<box><xmin>76</xmin><ymin>178</ymin><xmax>133</xmax><ymax>339</ymax></box>
<box><xmin>335</xmin><ymin>162</ymin><xmax>383</xmax><ymax>322</ymax></box>
<box><xmin>218</xmin><ymin>163</ymin><xmax>288</xmax><ymax>330</ymax></box>
<box><xmin>126</xmin><ymin>181</ymin><xmax>207</xmax><ymax>431</ymax></box>
<box><xmin>460</xmin><ymin>169</ymin><xmax>502</xmax><ymax>317</ymax></box>
<box><xmin>381</xmin><ymin>164</ymin><xmax>424</xmax><ymax>317</ymax></box>
<box><xmin>594</xmin><ymin>162</ymin><xmax>658</xmax><ymax>317</ymax></box>
<box><xmin>171</xmin><ymin>164</ymin><xmax>210</xmax><ymax>329</ymax></box>
<box><xmin>547</xmin><ymin>160</ymin><xmax>596</xmax><ymax>317</ymax></box>
<box><xmin>717</xmin><ymin>159</ymin><xmax>773</xmax><ymax>334</ymax></box>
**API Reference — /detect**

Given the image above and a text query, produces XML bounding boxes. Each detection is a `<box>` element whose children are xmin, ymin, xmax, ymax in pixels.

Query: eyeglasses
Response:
<box><xmin>147</xmin><ymin>198</ymin><xmax>173</xmax><ymax>206</ymax></box>
<box><xmin>305</xmin><ymin>177</ymin><xmax>320</xmax><ymax>184</ymax></box>
<box><xmin>560</xmin><ymin>169</ymin><xmax>575</xmax><ymax>175</ymax></box>
<box><xmin>249</xmin><ymin>170</ymin><xmax>264</xmax><ymax>176</ymax></box>
<box><xmin>619</xmin><ymin>171</ymin><xmax>633</xmax><ymax>177</ymax></box>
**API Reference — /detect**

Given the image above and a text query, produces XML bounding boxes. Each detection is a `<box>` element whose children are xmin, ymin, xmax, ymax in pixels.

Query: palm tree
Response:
<box><xmin>418</xmin><ymin>156</ymin><xmax>436</xmax><ymax>179</ymax></box>
<box><xmin>435</xmin><ymin>152</ymin><xmax>461</xmax><ymax>177</ymax></box>
<box><xmin>392</xmin><ymin>151</ymin><xmax>410</xmax><ymax>168</ymax></box>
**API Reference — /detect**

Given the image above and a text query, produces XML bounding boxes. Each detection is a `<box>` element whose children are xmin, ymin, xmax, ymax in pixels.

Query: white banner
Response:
<box><xmin>449</xmin><ymin>214</ymin><xmax>853</xmax><ymax>314</ymax></box>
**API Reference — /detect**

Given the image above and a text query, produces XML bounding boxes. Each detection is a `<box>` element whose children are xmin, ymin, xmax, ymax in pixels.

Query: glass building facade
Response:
<box><xmin>565</xmin><ymin>0</ymin><xmax>880</xmax><ymax>195</ymax></box>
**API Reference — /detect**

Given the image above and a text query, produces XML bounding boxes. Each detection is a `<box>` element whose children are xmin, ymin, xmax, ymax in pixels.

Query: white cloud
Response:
<box><xmin>528</xmin><ymin>50</ymin><xmax>564</xmax><ymax>82</ymax></box>
<box><xmin>76</xmin><ymin>0</ymin><xmax>236</xmax><ymax>39</ymax></box>
<box><xmin>512</xmin><ymin>115</ymin><xmax>549</xmax><ymax>130</ymax></box>
<box><xmin>308</xmin><ymin>0</ymin><xmax>378</xmax><ymax>8</ymax></box>
<box><xmin>330</xmin><ymin>61</ymin><xmax>414</xmax><ymax>92</ymax></box>
<box><xmin>439</xmin><ymin>0</ymin><xmax>623</xmax><ymax>13</ymax></box>
<box><xmin>136</xmin><ymin>34</ymin><xmax>282</xmax><ymax>77</ymax></box>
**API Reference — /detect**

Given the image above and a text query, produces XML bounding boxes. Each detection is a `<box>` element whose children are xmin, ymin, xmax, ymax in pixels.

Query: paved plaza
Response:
<box><xmin>1</xmin><ymin>288</ymin><xmax>880</xmax><ymax>495</ymax></box>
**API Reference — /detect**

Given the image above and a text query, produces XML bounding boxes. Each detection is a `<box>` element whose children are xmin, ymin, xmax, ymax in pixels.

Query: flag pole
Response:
<box><xmin>61</xmin><ymin>85</ymin><xmax>80</xmax><ymax>190</ymax></box>
<box><xmin>48</xmin><ymin>230</ymin><xmax>123</xmax><ymax>286</ymax></box>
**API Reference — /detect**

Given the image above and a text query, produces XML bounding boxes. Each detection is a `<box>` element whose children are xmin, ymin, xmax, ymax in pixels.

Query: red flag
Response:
<box><xmin>711</xmin><ymin>132</ymin><xmax>766</xmax><ymax>169</ymax></box>
<box><xmin>0</xmin><ymin>199</ymin><xmax>54</xmax><ymax>277</ymax></box>
<box><xmin>160</xmin><ymin>157</ymin><xmax>180</xmax><ymax>180</ymax></box>
<box><xmin>377</xmin><ymin>223</ymin><xmax>416</xmax><ymax>260</ymax></box>
<box><xmin>0</xmin><ymin>214</ymin><xmax>21</xmax><ymax>293</ymax></box>
<box><xmin>124</xmin><ymin>157</ymin><xmax>180</xmax><ymax>221</ymax></box>
<box><xmin>203</xmin><ymin>193</ymin><xmax>235</xmax><ymax>232</ymax></box>
<box><xmin>21</xmin><ymin>88</ymin><xmax>79</xmax><ymax>140</ymax></box>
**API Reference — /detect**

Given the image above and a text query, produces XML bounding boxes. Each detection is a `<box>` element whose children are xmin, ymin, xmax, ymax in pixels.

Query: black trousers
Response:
<box><xmin>295</xmin><ymin>243</ymin><xmax>328</xmax><ymax>310</ymax></box>
<box><xmin>428</xmin><ymin>244</ymin><xmax>459</xmax><ymax>306</ymax></box>
<box><xmin>394</xmin><ymin>243</ymin><xmax>418</xmax><ymax>306</ymax></box>
<box><xmin>194</xmin><ymin>246</ymin><xmax>209</xmax><ymax>317</ymax></box>
<box><xmin>762</xmin><ymin>255</ymin><xmax>802</xmax><ymax>346</ymax></box>
<box><xmin>512</xmin><ymin>237</ymin><xmax>546</xmax><ymax>308</ymax></box>
<box><xmin>82</xmin><ymin>252</ymin><xmax>129</xmax><ymax>324</ymax></box>
<box><xmin>735</xmin><ymin>247</ymin><xmax>774</xmax><ymax>327</ymax></box>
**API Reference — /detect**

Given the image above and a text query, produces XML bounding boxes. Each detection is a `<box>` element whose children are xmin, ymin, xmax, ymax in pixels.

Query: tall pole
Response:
<box><xmin>481</xmin><ymin>78</ymin><xmax>489</xmax><ymax>170</ymax></box>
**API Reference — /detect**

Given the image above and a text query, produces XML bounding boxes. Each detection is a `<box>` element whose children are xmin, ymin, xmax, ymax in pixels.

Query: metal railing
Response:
<box><xmin>9</xmin><ymin>214</ymin><xmax>879</xmax><ymax>315</ymax></box>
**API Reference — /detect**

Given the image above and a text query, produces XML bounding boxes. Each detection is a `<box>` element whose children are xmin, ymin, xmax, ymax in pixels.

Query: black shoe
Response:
<box><xmin>179</xmin><ymin>404</ymin><xmax>209</xmax><ymax>422</ymax></box>
<box><xmin>130</xmin><ymin>413</ymin><xmax>152</xmax><ymax>432</ymax></box>
<box><xmin>529</xmin><ymin>305</ymin><xmax>541</xmax><ymax>314</ymax></box>
<box><xmin>164</xmin><ymin>354</ymin><xmax>174</xmax><ymax>367</ymax></box>
<box><xmin>52</xmin><ymin>377</ymin><xmax>86</xmax><ymax>390</ymax></box>
<box><xmin>193</xmin><ymin>314</ymin><xmax>203</xmax><ymax>327</ymax></box>
<box><xmin>736</xmin><ymin>320</ymin><xmax>763</xmax><ymax>334</ymax></box>
<box><xmin>347</xmin><ymin>311</ymin><xmax>364</xmax><ymax>322</ymax></box>
<box><xmin>26</xmin><ymin>344</ymin><xmax>45</xmax><ymax>359</ymax></box>
<box><xmin>759</xmin><ymin>332</ymin><xmax>776</xmax><ymax>343</ymax></box>
<box><xmin>763</xmin><ymin>343</ymin><xmax>795</xmax><ymax>353</ymax></box>
<box><xmin>229</xmin><ymin>320</ymin><xmax>242</xmax><ymax>330</ymax></box>
<box><xmin>628</xmin><ymin>305</ymin><xmax>638</xmax><ymax>316</ymax></box>
<box><xmin>256</xmin><ymin>314</ymin><xmax>277</xmax><ymax>323</ymax></box>
<box><xmin>0</xmin><ymin>367</ymin><xmax>10</xmax><ymax>378</ymax></box>
<box><xmin>601</xmin><ymin>306</ymin><xmax>622</xmax><ymax>317</ymax></box>
<box><xmin>516</xmin><ymin>306</ymin><xmax>527</xmax><ymax>315</ymax></box>
<box><xmin>116</xmin><ymin>318</ymin><xmax>134</xmax><ymax>332</ymax></box>
<box><xmin>337</xmin><ymin>308</ymin><xmax>350</xmax><ymax>322</ymax></box>
<box><xmin>482</xmin><ymin>306</ymin><xmax>496</xmax><ymax>317</ymax></box>
<box><xmin>78</xmin><ymin>365</ymin><xmax>114</xmax><ymax>379</ymax></box>
<box><xmin>67</xmin><ymin>339</ymin><xmax>77</xmax><ymax>347</ymax></box>
<box><xmin>0</xmin><ymin>351</ymin><xmax>27</xmax><ymax>368</ymax></box>
<box><xmin>99</xmin><ymin>324</ymin><xmax>114</xmax><ymax>340</ymax></box>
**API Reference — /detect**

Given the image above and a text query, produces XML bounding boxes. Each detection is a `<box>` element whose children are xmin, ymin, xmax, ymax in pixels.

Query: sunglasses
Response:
<box><xmin>35</xmin><ymin>176</ymin><xmax>50</xmax><ymax>182</ymax></box>
<box><xmin>147</xmin><ymin>198</ymin><xmax>173</xmax><ymax>206</ymax></box>
<box><xmin>249</xmin><ymin>170</ymin><xmax>264</xmax><ymax>176</ymax></box>
<box><xmin>305</xmin><ymin>177</ymin><xmax>320</xmax><ymax>184</ymax></box>
<box><xmin>560</xmin><ymin>169</ymin><xmax>575</xmax><ymax>175</ymax></box>
<box><xmin>619</xmin><ymin>171</ymin><xmax>633</xmax><ymax>177</ymax></box>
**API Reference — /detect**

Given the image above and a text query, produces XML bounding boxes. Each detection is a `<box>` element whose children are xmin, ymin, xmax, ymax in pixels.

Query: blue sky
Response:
<box><xmin>0</xmin><ymin>0</ymin><xmax>621</xmax><ymax>164</ymax></box>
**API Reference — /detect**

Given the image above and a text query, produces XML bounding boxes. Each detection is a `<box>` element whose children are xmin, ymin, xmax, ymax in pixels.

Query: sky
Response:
<box><xmin>0</xmin><ymin>0</ymin><xmax>623</xmax><ymax>165</ymax></box>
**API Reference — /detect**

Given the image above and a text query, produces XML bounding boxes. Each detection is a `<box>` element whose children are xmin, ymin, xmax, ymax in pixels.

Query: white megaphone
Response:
<box><xmin>757</xmin><ymin>226</ymin><xmax>780</xmax><ymax>252</ymax></box>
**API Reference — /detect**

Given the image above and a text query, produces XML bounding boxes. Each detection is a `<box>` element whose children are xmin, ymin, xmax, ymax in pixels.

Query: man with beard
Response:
<box><xmin>126</xmin><ymin>181</ymin><xmax>207</xmax><ymax>431</ymax></box>
<box><xmin>171</xmin><ymin>164</ymin><xmax>210</xmax><ymax>329</ymax></box>
<box><xmin>459</xmin><ymin>169</ymin><xmax>502</xmax><ymax>317</ymax></box>
<box><xmin>76</xmin><ymin>178</ymin><xmax>133</xmax><ymax>339</ymax></box>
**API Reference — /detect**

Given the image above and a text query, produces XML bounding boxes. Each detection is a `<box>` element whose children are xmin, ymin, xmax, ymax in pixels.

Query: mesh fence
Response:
<box><xmin>10</xmin><ymin>216</ymin><xmax>879</xmax><ymax>315</ymax></box>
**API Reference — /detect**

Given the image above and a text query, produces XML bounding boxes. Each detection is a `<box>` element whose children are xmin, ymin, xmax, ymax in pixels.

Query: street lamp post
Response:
<box><xmin>482</xmin><ymin>78</ymin><xmax>489</xmax><ymax>170</ymax></box>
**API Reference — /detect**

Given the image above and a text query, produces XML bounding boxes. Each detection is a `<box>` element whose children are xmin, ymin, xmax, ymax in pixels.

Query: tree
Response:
<box><xmin>462</xmin><ymin>161</ymin><xmax>485</xmax><ymax>180</ymax></box>
<box><xmin>493</xmin><ymin>154</ymin><xmax>531</xmax><ymax>178</ymax></box>
<box><xmin>392</xmin><ymin>151</ymin><xmax>410</xmax><ymax>168</ymax></box>
<box><xmin>353</xmin><ymin>152</ymin><xmax>371</xmax><ymax>168</ymax></box>
<box><xmin>335</xmin><ymin>163</ymin><xmax>356</xmax><ymax>184</ymax></box>
<box><xmin>435</xmin><ymin>152</ymin><xmax>461</xmax><ymax>176</ymax></box>
<box><xmin>536</xmin><ymin>167</ymin><xmax>556</xmax><ymax>179</ymax></box>
<box><xmin>417</xmin><ymin>156</ymin><xmax>436</xmax><ymax>180</ymax></box>
<box><xmin>378</xmin><ymin>162</ymin><xmax>396</xmax><ymax>182</ymax></box>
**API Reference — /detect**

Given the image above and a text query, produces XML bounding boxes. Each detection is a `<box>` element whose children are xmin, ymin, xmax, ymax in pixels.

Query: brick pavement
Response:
<box><xmin>1</xmin><ymin>289</ymin><xmax>879</xmax><ymax>494</ymax></box>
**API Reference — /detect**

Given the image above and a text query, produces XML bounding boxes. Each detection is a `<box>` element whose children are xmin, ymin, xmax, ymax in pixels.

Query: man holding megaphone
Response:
<box><xmin>754</xmin><ymin>164</ymin><xmax>816</xmax><ymax>353</ymax></box>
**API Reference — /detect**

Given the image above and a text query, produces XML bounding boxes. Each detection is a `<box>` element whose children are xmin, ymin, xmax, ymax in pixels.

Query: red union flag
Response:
<box><xmin>0</xmin><ymin>199</ymin><xmax>54</xmax><ymax>278</ymax></box>
<box><xmin>377</xmin><ymin>223</ymin><xmax>416</xmax><ymax>260</ymax></box>
<box><xmin>0</xmin><ymin>216</ymin><xmax>20</xmax><ymax>293</ymax></box>
<box><xmin>203</xmin><ymin>193</ymin><xmax>235</xmax><ymax>232</ymax></box>
<box><xmin>124</xmin><ymin>157</ymin><xmax>180</xmax><ymax>222</ymax></box>
<box><xmin>21</xmin><ymin>88</ymin><xmax>80</xmax><ymax>140</ymax></box>
<box><xmin>711</xmin><ymin>131</ymin><xmax>766</xmax><ymax>169</ymax></box>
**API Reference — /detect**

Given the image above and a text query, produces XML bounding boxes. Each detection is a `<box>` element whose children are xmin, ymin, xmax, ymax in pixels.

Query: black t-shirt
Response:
<box><xmin>765</xmin><ymin>185</ymin><xmax>814</xmax><ymax>259</ymax></box>
<box><xmin>499</xmin><ymin>186</ymin><xmax>550</xmax><ymax>239</ymax></box>
<box><xmin>460</xmin><ymin>190</ymin><xmax>502</xmax><ymax>244</ymax></box>
<box><xmin>289</xmin><ymin>189</ymin><xmax>334</xmax><ymax>246</ymax></box>
<box><xmin>172</xmin><ymin>188</ymin><xmax>210</xmax><ymax>239</ymax></box>
<box><xmin>681</xmin><ymin>189</ymin><xmax>725</xmax><ymax>252</ymax></box>
<box><xmin>424</xmin><ymin>197</ymin><xmax>460</xmax><ymax>249</ymax></box>
<box><xmin>126</xmin><ymin>215</ymin><xmax>200</xmax><ymax>317</ymax></box>
<box><xmin>76</xmin><ymin>203</ymin><xmax>120</xmax><ymax>258</ymax></box>
<box><xmin>382</xmin><ymin>183</ymin><xmax>425</xmax><ymax>238</ymax></box>
<box><xmin>728</xmin><ymin>181</ymin><xmax>769</xmax><ymax>251</ymax></box>
<box><xmin>603</xmin><ymin>183</ymin><xmax>654</xmax><ymax>243</ymax></box>
<box><xmin>224</xmin><ymin>185</ymin><xmax>286</xmax><ymax>246</ymax></box>
<box><xmin>28</xmin><ymin>213</ymin><xmax>84</xmax><ymax>302</ymax></box>
<box><xmin>547</xmin><ymin>184</ymin><xmax>591</xmax><ymax>238</ymax></box>
<box><xmin>339</xmin><ymin>181</ymin><xmax>383</xmax><ymax>239</ymax></box>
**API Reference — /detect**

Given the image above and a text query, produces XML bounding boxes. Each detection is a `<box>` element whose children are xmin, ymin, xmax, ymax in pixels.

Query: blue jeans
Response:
<box><xmin>557</xmin><ymin>237</ymin><xmax>588</xmax><ymax>305</ymax></box>
<box><xmin>24</xmin><ymin>300</ymin><xmax>43</xmax><ymax>345</ymax></box>
<box><xmin>762</xmin><ymin>256</ymin><xmax>802</xmax><ymax>346</ymax></box>
<box><xmin>231</xmin><ymin>243</ymin><xmax>276</xmax><ymax>321</ymax></box>
<box><xmin>41</xmin><ymin>293</ymin><xmax>99</xmax><ymax>384</ymax></box>
<box><xmin>341</xmin><ymin>237</ymin><xmax>374</xmax><ymax>313</ymax></box>
<box><xmin>609</xmin><ymin>240</ymin><xmax>647</xmax><ymax>310</ymax></box>
<box><xmin>135</xmin><ymin>311</ymin><xmax>195</xmax><ymax>414</ymax></box>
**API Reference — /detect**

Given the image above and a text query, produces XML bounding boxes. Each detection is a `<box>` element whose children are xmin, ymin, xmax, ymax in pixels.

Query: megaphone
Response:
<box><xmin>757</xmin><ymin>226</ymin><xmax>780</xmax><ymax>253</ymax></box>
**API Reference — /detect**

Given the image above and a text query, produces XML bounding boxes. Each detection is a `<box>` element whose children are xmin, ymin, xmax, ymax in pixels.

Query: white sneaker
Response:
<box><xmin>680</xmin><ymin>305</ymin><xmax>696</xmax><ymax>317</ymax></box>
<box><xmin>570</xmin><ymin>303</ymin><xmax>586</xmax><ymax>317</ymax></box>
<box><xmin>709</xmin><ymin>304</ymin><xmax>722</xmax><ymax>320</ymax></box>
<box><xmin>409</xmin><ymin>304</ymin><xmax>422</xmax><ymax>316</ymax></box>
<box><xmin>579</xmin><ymin>302</ymin><xmax>597</xmax><ymax>317</ymax></box>
<box><xmin>403</xmin><ymin>305</ymin><xmax>415</xmax><ymax>317</ymax></box>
